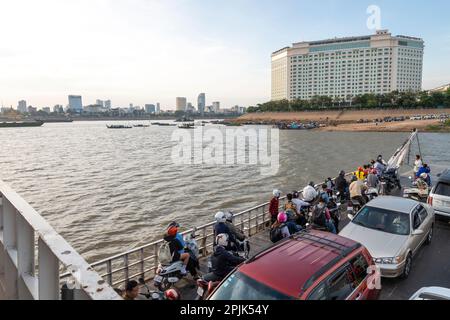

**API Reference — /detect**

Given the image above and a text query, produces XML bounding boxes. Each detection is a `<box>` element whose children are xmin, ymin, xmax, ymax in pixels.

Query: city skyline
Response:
<box><xmin>1</xmin><ymin>0</ymin><xmax>449</xmax><ymax>109</ymax></box>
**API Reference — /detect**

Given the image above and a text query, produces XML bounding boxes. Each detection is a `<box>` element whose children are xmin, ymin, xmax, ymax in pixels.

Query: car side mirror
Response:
<box><xmin>348</xmin><ymin>214</ymin><xmax>355</xmax><ymax>221</ymax></box>
<box><xmin>412</xmin><ymin>229</ymin><xmax>424</xmax><ymax>236</ymax></box>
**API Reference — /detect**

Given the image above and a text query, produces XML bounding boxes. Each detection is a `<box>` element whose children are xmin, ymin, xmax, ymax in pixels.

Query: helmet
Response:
<box><xmin>164</xmin><ymin>288</ymin><xmax>180</xmax><ymax>300</ymax></box>
<box><xmin>420</xmin><ymin>173</ymin><xmax>428</xmax><ymax>180</ymax></box>
<box><xmin>216</xmin><ymin>233</ymin><xmax>229</xmax><ymax>247</ymax></box>
<box><xmin>277</xmin><ymin>212</ymin><xmax>287</xmax><ymax>224</ymax></box>
<box><xmin>309</xmin><ymin>181</ymin><xmax>315</xmax><ymax>187</ymax></box>
<box><xmin>371</xmin><ymin>168</ymin><xmax>378</xmax><ymax>175</ymax></box>
<box><xmin>167</xmin><ymin>225</ymin><xmax>178</xmax><ymax>237</ymax></box>
<box><xmin>224</xmin><ymin>211</ymin><xmax>234</xmax><ymax>223</ymax></box>
<box><xmin>214</xmin><ymin>211</ymin><xmax>226</xmax><ymax>223</ymax></box>
<box><xmin>339</xmin><ymin>170</ymin><xmax>346</xmax><ymax>176</ymax></box>
<box><xmin>358</xmin><ymin>167</ymin><xmax>364</xmax><ymax>171</ymax></box>
<box><xmin>273</xmin><ymin>189</ymin><xmax>281</xmax><ymax>198</ymax></box>
<box><xmin>167</xmin><ymin>221</ymin><xmax>180</xmax><ymax>229</ymax></box>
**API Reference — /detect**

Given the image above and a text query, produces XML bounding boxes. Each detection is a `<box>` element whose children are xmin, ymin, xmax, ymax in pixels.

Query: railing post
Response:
<box><xmin>17</xmin><ymin>214</ymin><xmax>36</xmax><ymax>299</ymax></box>
<box><xmin>3</xmin><ymin>198</ymin><xmax>18</xmax><ymax>299</ymax></box>
<box><xmin>248</xmin><ymin>210</ymin><xmax>251</xmax><ymax>237</ymax></box>
<box><xmin>123</xmin><ymin>254</ymin><xmax>129</xmax><ymax>286</ymax></box>
<box><xmin>202</xmin><ymin>227</ymin><xmax>207</xmax><ymax>257</ymax></box>
<box><xmin>140</xmin><ymin>248</ymin><xmax>145</xmax><ymax>279</ymax></box>
<box><xmin>153</xmin><ymin>244</ymin><xmax>158</xmax><ymax>275</ymax></box>
<box><xmin>38</xmin><ymin>238</ymin><xmax>60</xmax><ymax>300</ymax></box>
<box><xmin>106</xmin><ymin>260</ymin><xmax>113</xmax><ymax>286</ymax></box>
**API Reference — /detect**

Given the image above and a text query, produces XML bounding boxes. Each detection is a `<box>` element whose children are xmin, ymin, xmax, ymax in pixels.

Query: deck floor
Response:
<box><xmin>143</xmin><ymin>171</ymin><xmax>450</xmax><ymax>300</ymax></box>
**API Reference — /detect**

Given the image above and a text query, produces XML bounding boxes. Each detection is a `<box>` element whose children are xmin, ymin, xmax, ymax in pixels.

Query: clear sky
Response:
<box><xmin>0</xmin><ymin>0</ymin><xmax>449</xmax><ymax>110</ymax></box>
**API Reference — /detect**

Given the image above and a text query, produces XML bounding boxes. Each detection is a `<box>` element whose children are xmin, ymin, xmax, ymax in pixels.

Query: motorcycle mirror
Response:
<box><xmin>138</xmin><ymin>277</ymin><xmax>145</xmax><ymax>285</ymax></box>
<box><xmin>408</xmin><ymin>176</ymin><xmax>412</xmax><ymax>180</ymax></box>
<box><xmin>347</xmin><ymin>214</ymin><xmax>355</xmax><ymax>221</ymax></box>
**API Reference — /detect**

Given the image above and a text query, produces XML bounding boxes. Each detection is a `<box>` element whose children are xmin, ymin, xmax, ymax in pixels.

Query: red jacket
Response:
<box><xmin>269</xmin><ymin>197</ymin><xmax>279</xmax><ymax>217</ymax></box>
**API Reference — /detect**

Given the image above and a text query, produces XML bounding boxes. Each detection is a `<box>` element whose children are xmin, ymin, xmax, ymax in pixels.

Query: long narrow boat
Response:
<box><xmin>106</xmin><ymin>124</ymin><xmax>132</xmax><ymax>129</ymax></box>
<box><xmin>0</xmin><ymin>120</ymin><xmax>44</xmax><ymax>128</ymax></box>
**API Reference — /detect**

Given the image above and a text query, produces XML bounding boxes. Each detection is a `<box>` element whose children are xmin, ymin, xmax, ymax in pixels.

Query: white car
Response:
<box><xmin>410</xmin><ymin>287</ymin><xmax>450</xmax><ymax>300</ymax></box>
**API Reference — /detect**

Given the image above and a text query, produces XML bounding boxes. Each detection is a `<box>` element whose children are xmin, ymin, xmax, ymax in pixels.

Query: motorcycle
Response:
<box><xmin>327</xmin><ymin>196</ymin><xmax>340</xmax><ymax>233</ymax></box>
<box><xmin>154</xmin><ymin>228</ymin><xmax>201</xmax><ymax>291</ymax></box>
<box><xmin>379</xmin><ymin>168</ymin><xmax>402</xmax><ymax>195</ymax></box>
<box><xmin>366</xmin><ymin>187</ymin><xmax>379</xmax><ymax>201</ymax></box>
<box><xmin>195</xmin><ymin>274</ymin><xmax>222</xmax><ymax>300</ymax></box>
<box><xmin>347</xmin><ymin>197</ymin><xmax>363</xmax><ymax>215</ymax></box>
<box><xmin>137</xmin><ymin>277</ymin><xmax>167</xmax><ymax>300</ymax></box>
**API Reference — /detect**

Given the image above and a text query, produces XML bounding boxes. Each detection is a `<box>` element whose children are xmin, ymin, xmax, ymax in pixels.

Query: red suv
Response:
<box><xmin>208</xmin><ymin>229</ymin><xmax>380</xmax><ymax>300</ymax></box>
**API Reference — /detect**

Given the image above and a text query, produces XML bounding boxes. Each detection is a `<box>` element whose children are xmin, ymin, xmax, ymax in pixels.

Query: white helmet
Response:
<box><xmin>273</xmin><ymin>189</ymin><xmax>281</xmax><ymax>198</ymax></box>
<box><xmin>214</xmin><ymin>211</ymin><xmax>226</xmax><ymax>223</ymax></box>
<box><xmin>216</xmin><ymin>233</ymin><xmax>229</xmax><ymax>247</ymax></box>
<box><xmin>420</xmin><ymin>173</ymin><xmax>428</xmax><ymax>180</ymax></box>
<box><xmin>224</xmin><ymin>211</ymin><xmax>234</xmax><ymax>223</ymax></box>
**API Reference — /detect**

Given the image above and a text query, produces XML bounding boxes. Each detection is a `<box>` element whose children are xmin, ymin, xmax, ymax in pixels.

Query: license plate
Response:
<box><xmin>197</xmin><ymin>287</ymin><xmax>204</xmax><ymax>297</ymax></box>
<box><xmin>154</xmin><ymin>275</ymin><xmax>163</xmax><ymax>283</ymax></box>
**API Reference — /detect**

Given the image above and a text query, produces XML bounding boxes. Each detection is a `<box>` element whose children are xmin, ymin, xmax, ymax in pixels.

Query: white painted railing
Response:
<box><xmin>0</xmin><ymin>180</ymin><xmax>121</xmax><ymax>300</ymax></box>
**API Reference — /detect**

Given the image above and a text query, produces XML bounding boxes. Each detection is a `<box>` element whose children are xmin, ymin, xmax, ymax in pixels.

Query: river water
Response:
<box><xmin>0</xmin><ymin>121</ymin><xmax>448</xmax><ymax>262</ymax></box>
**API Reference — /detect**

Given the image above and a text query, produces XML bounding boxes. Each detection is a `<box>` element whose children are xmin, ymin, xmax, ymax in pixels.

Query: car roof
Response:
<box><xmin>437</xmin><ymin>169</ymin><xmax>450</xmax><ymax>184</ymax></box>
<box><xmin>238</xmin><ymin>230</ymin><xmax>361</xmax><ymax>298</ymax></box>
<box><xmin>366</xmin><ymin>196</ymin><xmax>418</xmax><ymax>214</ymax></box>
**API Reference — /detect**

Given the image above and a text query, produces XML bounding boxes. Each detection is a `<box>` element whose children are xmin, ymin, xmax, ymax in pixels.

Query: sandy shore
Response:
<box><xmin>237</xmin><ymin>108</ymin><xmax>450</xmax><ymax>132</ymax></box>
<box><xmin>238</xmin><ymin>108</ymin><xmax>450</xmax><ymax>122</ymax></box>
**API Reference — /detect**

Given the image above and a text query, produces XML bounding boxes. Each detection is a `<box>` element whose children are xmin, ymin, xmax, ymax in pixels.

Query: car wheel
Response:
<box><xmin>401</xmin><ymin>253</ymin><xmax>412</xmax><ymax>279</ymax></box>
<box><xmin>425</xmin><ymin>225</ymin><xmax>433</xmax><ymax>245</ymax></box>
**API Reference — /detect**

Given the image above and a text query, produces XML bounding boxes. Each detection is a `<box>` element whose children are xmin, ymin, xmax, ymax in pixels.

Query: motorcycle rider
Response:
<box><xmin>416</xmin><ymin>173</ymin><xmax>429</xmax><ymax>191</ymax></box>
<box><xmin>213</xmin><ymin>212</ymin><xmax>237</xmax><ymax>251</ymax></box>
<box><xmin>163</xmin><ymin>222</ymin><xmax>190</xmax><ymax>275</ymax></box>
<box><xmin>204</xmin><ymin>234</ymin><xmax>246</xmax><ymax>283</ymax></box>
<box><xmin>311</xmin><ymin>198</ymin><xmax>336</xmax><ymax>234</ymax></box>
<box><xmin>367</xmin><ymin>168</ymin><xmax>379</xmax><ymax>188</ymax></box>
<box><xmin>122</xmin><ymin>280</ymin><xmax>139</xmax><ymax>300</ymax></box>
<box><xmin>349</xmin><ymin>176</ymin><xmax>368</xmax><ymax>206</ymax></box>
<box><xmin>335</xmin><ymin>171</ymin><xmax>349</xmax><ymax>200</ymax></box>
<box><xmin>224</xmin><ymin>211</ymin><xmax>246</xmax><ymax>242</ymax></box>
<box><xmin>303</xmin><ymin>182</ymin><xmax>318</xmax><ymax>203</ymax></box>
<box><xmin>292</xmin><ymin>191</ymin><xmax>309</xmax><ymax>226</ymax></box>
<box><xmin>416</xmin><ymin>164</ymin><xmax>431</xmax><ymax>186</ymax></box>
<box><xmin>374</xmin><ymin>159</ymin><xmax>386</xmax><ymax>177</ymax></box>
<box><xmin>355</xmin><ymin>167</ymin><xmax>365</xmax><ymax>181</ymax></box>
<box><xmin>269</xmin><ymin>189</ymin><xmax>281</xmax><ymax>224</ymax></box>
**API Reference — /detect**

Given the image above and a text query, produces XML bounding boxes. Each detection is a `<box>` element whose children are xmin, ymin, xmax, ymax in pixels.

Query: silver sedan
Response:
<box><xmin>340</xmin><ymin>196</ymin><xmax>435</xmax><ymax>279</ymax></box>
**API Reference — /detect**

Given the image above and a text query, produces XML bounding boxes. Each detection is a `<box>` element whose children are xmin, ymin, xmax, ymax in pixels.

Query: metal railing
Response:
<box><xmin>0</xmin><ymin>180</ymin><xmax>121</xmax><ymax>300</ymax></box>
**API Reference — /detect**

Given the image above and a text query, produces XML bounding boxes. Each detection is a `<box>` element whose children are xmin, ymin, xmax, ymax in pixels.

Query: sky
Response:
<box><xmin>0</xmin><ymin>0</ymin><xmax>449</xmax><ymax>110</ymax></box>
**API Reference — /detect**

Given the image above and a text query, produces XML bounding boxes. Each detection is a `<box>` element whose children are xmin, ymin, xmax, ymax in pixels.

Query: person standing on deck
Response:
<box><xmin>269</xmin><ymin>190</ymin><xmax>281</xmax><ymax>224</ymax></box>
<box><xmin>414</xmin><ymin>155</ymin><xmax>423</xmax><ymax>179</ymax></box>
<box><xmin>303</xmin><ymin>182</ymin><xmax>318</xmax><ymax>203</ymax></box>
<box><xmin>335</xmin><ymin>171</ymin><xmax>349</xmax><ymax>200</ymax></box>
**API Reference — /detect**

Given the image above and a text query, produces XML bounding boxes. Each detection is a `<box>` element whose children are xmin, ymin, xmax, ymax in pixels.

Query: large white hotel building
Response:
<box><xmin>271</xmin><ymin>30</ymin><xmax>424</xmax><ymax>101</ymax></box>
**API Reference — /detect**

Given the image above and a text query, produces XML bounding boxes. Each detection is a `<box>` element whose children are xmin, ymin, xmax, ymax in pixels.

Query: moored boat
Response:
<box><xmin>0</xmin><ymin>120</ymin><xmax>44</xmax><ymax>128</ymax></box>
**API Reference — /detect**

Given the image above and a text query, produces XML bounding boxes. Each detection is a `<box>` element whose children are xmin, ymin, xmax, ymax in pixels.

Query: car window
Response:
<box><xmin>307</xmin><ymin>282</ymin><xmax>328</xmax><ymax>300</ymax></box>
<box><xmin>413</xmin><ymin>211</ymin><xmax>421</xmax><ymax>230</ymax></box>
<box><xmin>348</xmin><ymin>254</ymin><xmax>369</xmax><ymax>288</ymax></box>
<box><xmin>417</xmin><ymin>205</ymin><xmax>428</xmax><ymax>222</ymax></box>
<box><xmin>434</xmin><ymin>182</ymin><xmax>450</xmax><ymax>197</ymax></box>
<box><xmin>327</xmin><ymin>265</ymin><xmax>354</xmax><ymax>300</ymax></box>
<box><xmin>352</xmin><ymin>206</ymin><xmax>410</xmax><ymax>236</ymax></box>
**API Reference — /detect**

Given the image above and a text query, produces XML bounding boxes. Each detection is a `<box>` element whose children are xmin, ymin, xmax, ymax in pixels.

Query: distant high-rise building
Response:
<box><xmin>197</xmin><ymin>93</ymin><xmax>206</xmax><ymax>115</ymax></box>
<box><xmin>53</xmin><ymin>105</ymin><xmax>64</xmax><ymax>113</ymax></box>
<box><xmin>156</xmin><ymin>103</ymin><xmax>161</xmax><ymax>113</ymax></box>
<box><xmin>96</xmin><ymin>99</ymin><xmax>104</xmax><ymax>107</ymax></box>
<box><xmin>17</xmin><ymin>100</ymin><xmax>27</xmax><ymax>113</ymax></box>
<box><xmin>212</xmin><ymin>101</ymin><xmax>220</xmax><ymax>113</ymax></box>
<box><xmin>105</xmin><ymin>100</ymin><xmax>112</xmax><ymax>109</ymax></box>
<box><xmin>176</xmin><ymin>97</ymin><xmax>187</xmax><ymax>111</ymax></box>
<box><xmin>42</xmin><ymin>107</ymin><xmax>51</xmax><ymax>114</ymax></box>
<box><xmin>68</xmin><ymin>95</ymin><xmax>83</xmax><ymax>112</ymax></box>
<box><xmin>271</xmin><ymin>30</ymin><xmax>424</xmax><ymax>101</ymax></box>
<box><xmin>145</xmin><ymin>104</ymin><xmax>156</xmax><ymax>113</ymax></box>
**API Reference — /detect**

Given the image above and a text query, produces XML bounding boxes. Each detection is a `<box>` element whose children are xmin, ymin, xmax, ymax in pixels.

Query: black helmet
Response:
<box><xmin>167</xmin><ymin>221</ymin><xmax>180</xmax><ymax>229</ymax></box>
<box><xmin>309</xmin><ymin>181</ymin><xmax>315</xmax><ymax>187</ymax></box>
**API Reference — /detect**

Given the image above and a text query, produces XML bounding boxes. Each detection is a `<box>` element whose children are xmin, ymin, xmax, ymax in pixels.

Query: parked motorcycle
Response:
<box><xmin>138</xmin><ymin>277</ymin><xmax>167</xmax><ymax>300</ymax></box>
<box><xmin>366</xmin><ymin>187</ymin><xmax>379</xmax><ymax>201</ymax></box>
<box><xmin>154</xmin><ymin>228</ymin><xmax>200</xmax><ymax>291</ymax></box>
<box><xmin>379</xmin><ymin>168</ymin><xmax>402</xmax><ymax>195</ymax></box>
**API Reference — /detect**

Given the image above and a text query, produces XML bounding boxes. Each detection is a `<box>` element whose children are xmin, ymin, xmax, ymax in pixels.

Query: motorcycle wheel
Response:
<box><xmin>156</xmin><ymin>277</ymin><xmax>172</xmax><ymax>291</ymax></box>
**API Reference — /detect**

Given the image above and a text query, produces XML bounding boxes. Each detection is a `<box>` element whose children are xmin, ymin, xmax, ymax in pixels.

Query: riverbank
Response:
<box><xmin>237</xmin><ymin>108</ymin><xmax>450</xmax><ymax>132</ymax></box>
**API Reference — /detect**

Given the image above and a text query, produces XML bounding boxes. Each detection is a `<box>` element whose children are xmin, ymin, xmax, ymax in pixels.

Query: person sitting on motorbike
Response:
<box><xmin>311</xmin><ymin>198</ymin><xmax>336</xmax><ymax>234</ymax></box>
<box><xmin>269</xmin><ymin>189</ymin><xmax>281</xmax><ymax>224</ymax></box>
<box><xmin>204</xmin><ymin>234</ymin><xmax>246</xmax><ymax>283</ymax></box>
<box><xmin>224</xmin><ymin>211</ymin><xmax>246</xmax><ymax>242</ymax></box>
<box><xmin>335</xmin><ymin>171</ymin><xmax>349</xmax><ymax>200</ymax></box>
<box><xmin>303</xmin><ymin>182</ymin><xmax>318</xmax><ymax>203</ymax></box>
<box><xmin>163</xmin><ymin>222</ymin><xmax>190</xmax><ymax>275</ymax></box>
<box><xmin>122</xmin><ymin>280</ymin><xmax>139</xmax><ymax>300</ymax></box>
<box><xmin>349</xmin><ymin>176</ymin><xmax>368</xmax><ymax>206</ymax></box>
<box><xmin>377</xmin><ymin>155</ymin><xmax>388</xmax><ymax>166</ymax></box>
<box><xmin>283</xmin><ymin>194</ymin><xmax>303</xmax><ymax>234</ymax></box>
<box><xmin>270</xmin><ymin>212</ymin><xmax>291</xmax><ymax>242</ymax></box>
<box><xmin>320</xmin><ymin>184</ymin><xmax>330</xmax><ymax>204</ymax></box>
<box><xmin>416</xmin><ymin>173</ymin><xmax>429</xmax><ymax>191</ymax></box>
<box><xmin>292</xmin><ymin>191</ymin><xmax>309</xmax><ymax>226</ymax></box>
<box><xmin>214</xmin><ymin>212</ymin><xmax>237</xmax><ymax>251</ymax></box>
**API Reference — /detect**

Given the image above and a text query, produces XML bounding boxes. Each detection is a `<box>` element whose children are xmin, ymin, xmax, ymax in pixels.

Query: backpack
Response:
<box><xmin>270</xmin><ymin>225</ymin><xmax>284</xmax><ymax>243</ymax></box>
<box><xmin>158</xmin><ymin>241</ymin><xmax>173</xmax><ymax>265</ymax></box>
<box><xmin>312</xmin><ymin>206</ymin><xmax>326</xmax><ymax>227</ymax></box>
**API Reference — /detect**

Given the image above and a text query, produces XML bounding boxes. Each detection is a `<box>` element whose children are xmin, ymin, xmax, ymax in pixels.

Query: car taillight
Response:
<box><xmin>428</xmin><ymin>196</ymin><xmax>433</xmax><ymax>206</ymax></box>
